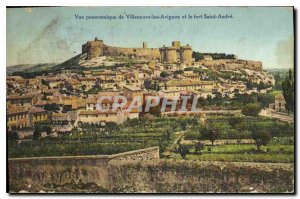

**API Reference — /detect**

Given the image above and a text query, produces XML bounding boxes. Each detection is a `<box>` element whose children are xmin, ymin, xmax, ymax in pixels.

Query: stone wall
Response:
<box><xmin>8</xmin><ymin>147</ymin><xmax>159</xmax><ymax>192</ymax></box>
<box><xmin>81</xmin><ymin>38</ymin><xmax>193</xmax><ymax>64</ymax></box>
<box><xmin>198</xmin><ymin>59</ymin><xmax>263</xmax><ymax>71</ymax></box>
<box><xmin>103</xmin><ymin>45</ymin><xmax>161</xmax><ymax>61</ymax></box>
<box><xmin>8</xmin><ymin>147</ymin><xmax>294</xmax><ymax>193</ymax></box>
<box><xmin>108</xmin><ymin>160</ymin><xmax>294</xmax><ymax>193</ymax></box>
<box><xmin>109</xmin><ymin>147</ymin><xmax>160</xmax><ymax>161</ymax></box>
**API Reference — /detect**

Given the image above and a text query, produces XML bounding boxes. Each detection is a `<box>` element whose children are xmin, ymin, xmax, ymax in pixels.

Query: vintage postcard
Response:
<box><xmin>6</xmin><ymin>6</ymin><xmax>295</xmax><ymax>193</ymax></box>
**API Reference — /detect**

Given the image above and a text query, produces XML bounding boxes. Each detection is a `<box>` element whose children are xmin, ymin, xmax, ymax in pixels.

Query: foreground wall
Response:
<box><xmin>8</xmin><ymin>147</ymin><xmax>294</xmax><ymax>193</ymax></box>
<box><xmin>109</xmin><ymin>160</ymin><xmax>294</xmax><ymax>193</ymax></box>
<box><xmin>8</xmin><ymin>147</ymin><xmax>159</xmax><ymax>192</ymax></box>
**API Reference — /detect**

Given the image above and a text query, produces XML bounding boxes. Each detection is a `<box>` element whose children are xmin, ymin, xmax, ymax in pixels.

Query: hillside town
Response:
<box><xmin>6</xmin><ymin>5</ymin><xmax>295</xmax><ymax>194</ymax></box>
<box><xmin>7</xmin><ymin>39</ymin><xmax>278</xmax><ymax>139</ymax></box>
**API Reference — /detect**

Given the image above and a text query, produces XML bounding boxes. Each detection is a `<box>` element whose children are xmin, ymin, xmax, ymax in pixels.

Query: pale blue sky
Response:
<box><xmin>7</xmin><ymin>7</ymin><xmax>294</xmax><ymax>68</ymax></box>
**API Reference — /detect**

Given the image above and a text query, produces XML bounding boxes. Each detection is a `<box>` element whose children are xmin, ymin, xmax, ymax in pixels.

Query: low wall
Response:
<box><xmin>8</xmin><ymin>147</ymin><xmax>294</xmax><ymax>193</ymax></box>
<box><xmin>8</xmin><ymin>147</ymin><xmax>159</xmax><ymax>192</ymax></box>
<box><xmin>108</xmin><ymin>160</ymin><xmax>294</xmax><ymax>193</ymax></box>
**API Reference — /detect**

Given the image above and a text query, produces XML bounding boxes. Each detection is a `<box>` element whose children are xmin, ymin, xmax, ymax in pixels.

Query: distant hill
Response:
<box><xmin>265</xmin><ymin>68</ymin><xmax>291</xmax><ymax>73</ymax></box>
<box><xmin>55</xmin><ymin>54</ymin><xmax>84</xmax><ymax>68</ymax></box>
<box><xmin>7</xmin><ymin>63</ymin><xmax>58</xmax><ymax>75</ymax></box>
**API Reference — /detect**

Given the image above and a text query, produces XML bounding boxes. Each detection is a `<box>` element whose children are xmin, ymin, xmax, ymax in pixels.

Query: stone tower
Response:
<box><xmin>172</xmin><ymin>41</ymin><xmax>181</xmax><ymax>48</ymax></box>
<box><xmin>86</xmin><ymin>37</ymin><xmax>104</xmax><ymax>60</ymax></box>
<box><xmin>143</xmin><ymin>42</ymin><xmax>147</xmax><ymax>49</ymax></box>
<box><xmin>165</xmin><ymin>47</ymin><xmax>178</xmax><ymax>63</ymax></box>
<box><xmin>180</xmin><ymin>44</ymin><xmax>193</xmax><ymax>64</ymax></box>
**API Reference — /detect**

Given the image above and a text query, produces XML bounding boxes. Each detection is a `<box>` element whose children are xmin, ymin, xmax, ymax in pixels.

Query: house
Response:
<box><xmin>29</xmin><ymin>107</ymin><xmax>48</xmax><ymax>125</ymax></box>
<box><xmin>269</xmin><ymin>94</ymin><xmax>286</xmax><ymax>112</ymax></box>
<box><xmin>77</xmin><ymin>109</ymin><xmax>126</xmax><ymax>125</ymax></box>
<box><xmin>123</xmin><ymin>85</ymin><xmax>144</xmax><ymax>103</ymax></box>
<box><xmin>80</xmin><ymin>77</ymin><xmax>96</xmax><ymax>90</ymax></box>
<box><xmin>7</xmin><ymin>107</ymin><xmax>30</xmax><ymax>131</ymax></box>
<box><xmin>65</xmin><ymin>78</ymin><xmax>82</xmax><ymax>90</ymax></box>
<box><xmin>203</xmin><ymin>55</ymin><xmax>213</xmax><ymax>61</ymax></box>
<box><xmin>7</xmin><ymin>94</ymin><xmax>35</xmax><ymax>108</ymax></box>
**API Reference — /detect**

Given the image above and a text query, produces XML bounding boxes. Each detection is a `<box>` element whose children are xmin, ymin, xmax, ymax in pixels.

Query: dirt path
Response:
<box><xmin>163</xmin><ymin>131</ymin><xmax>187</xmax><ymax>157</ymax></box>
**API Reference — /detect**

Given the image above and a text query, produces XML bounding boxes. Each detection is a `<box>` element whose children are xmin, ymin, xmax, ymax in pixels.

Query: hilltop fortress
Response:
<box><xmin>82</xmin><ymin>37</ymin><xmax>193</xmax><ymax>65</ymax></box>
<box><xmin>81</xmin><ymin>37</ymin><xmax>263</xmax><ymax>71</ymax></box>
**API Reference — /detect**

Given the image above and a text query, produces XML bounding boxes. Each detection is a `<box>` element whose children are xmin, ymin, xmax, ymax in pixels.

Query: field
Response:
<box><xmin>8</xmin><ymin>116</ymin><xmax>294</xmax><ymax>164</ymax></box>
<box><xmin>8</xmin><ymin>117</ymin><xmax>185</xmax><ymax>158</ymax></box>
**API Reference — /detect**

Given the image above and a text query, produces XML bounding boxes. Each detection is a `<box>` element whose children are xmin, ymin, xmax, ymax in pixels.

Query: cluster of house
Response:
<box><xmin>7</xmin><ymin>60</ymin><xmax>275</xmax><ymax>135</ymax></box>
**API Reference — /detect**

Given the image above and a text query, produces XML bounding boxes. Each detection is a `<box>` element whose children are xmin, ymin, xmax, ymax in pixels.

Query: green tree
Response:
<box><xmin>33</xmin><ymin>125</ymin><xmax>42</xmax><ymax>140</ymax></box>
<box><xmin>228</xmin><ymin>116</ymin><xmax>243</xmax><ymax>128</ymax></box>
<box><xmin>157</xmin><ymin>85</ymin><xmax>160</xmax><ymax>91</ymax></box>
<box><xmin>194</xmin><ymin>142</ymin><xmax>204</xmax><ymax>155</ymax></box>
<box><xmin>42</xmin><ymin>125</ymin><xmax>52</xmax><ymax>135</ymax></box>
<box><xmin>241</xmin><ymin>103</ymin><xmax>262</xmax><ymax>116</ymax></box>
<box><xmin>173</xmin><ymin>70</ymin><xmax>184</xmax><ymax>78</ymax></box>
<box><xmin>178</xmin><ymin>144</ymin><xmax>190</xmax><ymax>159</ymax></box>
<box><xmin>282</xmin><ymin>69</ymin><xmax>294</xmax><ymax>113</ymax></box>
<box><xmin>8</xmin><ymin>131</ymin><xmax>19</xmax><ymax>141</ymax></box>
<box><xmin>251</xmin><ymin>129</ymin><xmax>272</xmax><ymax>151</ymax></box>
<box><xmin>201</xmin><ymin>124</ymin><xmax>221</xmax><ymax>146</ymax></box>
<box><xmin>160</xmin><ymin>71</ymin><xmax>169</xmax><ymax>78</ymax></box>
<box><xmin>44</xmin><ymin>103</ymin><xmax>60</xmax><ymax>112</ymax></box>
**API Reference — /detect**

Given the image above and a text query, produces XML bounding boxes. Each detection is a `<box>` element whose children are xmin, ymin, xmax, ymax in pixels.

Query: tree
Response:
<box><xmin>251</xmin><ymin>129</ymin><xmax>272</xmax><ymax>151</ymax></box>
<box><xmin>241</xmin><ymin>103</ymin><xmax>262</xmax><ymax>116</ymax></box>
<box><xmin>163</xmin><ymin>128</ymin><xmax>172</xmax><ymax>141</ymax></box>
<box><xmin>282</xmin><ymin>69</ymin><xmax>294</xmax><ymax>113</ymax></box>
<box><xmin>8</xmin><ymin>131</ymin><xmax>19</xmax><ymax>141</ymax></box>
<box><xmin>173</xmin><ymin>70</ymin><xmax>184</xmax><ymax>78</ymax></box>
<box><xmin>42</xmin><ymin>125</ymin><xmax>52</xmax><ymax>135</ymax></box>
<box><xmin>201</xmin><ymin>124</ymin><xmax>221</xmax><ymax>146</ymax></box>
<box><xmin>228</xmin><ymin>116</ymin><xmax>243</xmax><ymax>128</ymax></box>
<box><xmin>160</xmin><ymin>71</ymin><xmax>169</xmax><ymax>78</ymax></box>
<box><xmin>194</xmin><ymin>142</ymin><xmax>204</xmax><ymax>155</ymax></box>
<box><xmin>178</xmin><ymin>144</ymin><xmax>190</xmax><ymax>159</ymax></box>
<box><xmin>44</xmin><ymin>103</ymin><xmax>60</xmax><ymax>112</ymax></box>
<box><xmin>33</xmin><ymin>125</ymin><xmax>42</xmax><ymax>140</ymax></box>
<box><xmin>156</xmin><ymin>85</ymin><xmax>160</xmax><ymax>91</ymax></box>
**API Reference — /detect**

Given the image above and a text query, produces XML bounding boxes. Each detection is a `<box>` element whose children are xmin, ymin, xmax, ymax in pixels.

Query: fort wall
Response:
<box><xmin>81</xmin><ymin>38</ymin><xmax>193</xmax><ymax>64</ymax></box>
<box><xmin>198</xmin><ymin>59</ymin><xmax>263</xmax><ymax>71</ymax></box>
<box><xmin>103</xmin><ymin>45</ymin><xmax>161</xmax><ymax>61</ymax></box>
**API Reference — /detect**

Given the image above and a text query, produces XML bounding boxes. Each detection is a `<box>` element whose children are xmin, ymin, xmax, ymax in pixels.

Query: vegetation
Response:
<box><xmin>200</xmin><ymin>124</ymin><xmax>221</xmax><ymax>146</ymax></box>
<box><xmin>8</xmin><ymin>115</ymin><xmax>294</xmax><ymax>164</ymax></box>
<box><xmin>8</xmin><ymin>117</ymin><xmax>195</xmax><ymax>158</ymax></box>
<box><xmin>251</xmin><ymin>129</ymin><xmax>272</xmax><ymax>151</ymax></box>
<box><xmin>241</xmin><ymin>103</ymin><xmax>262</xmax><ymax>116</ymax></box>
<box><xmin>192</xmin><ymin>51</ymin><xmax>235</xmax><ymax>61</ymax></box>
<box><xmin>282</xmin><ymin>69</ymin><xmax>294</xmax><ymax>113</ymax></box>
<box><xmin>44</xmin><ymin>103</ymin><xmax>60</xmax><ymax>112</ymax></box>
<box><xmin>160</xmin><ymin>71</ymin><xmax>169</xmax><ymax>78</ymax></box>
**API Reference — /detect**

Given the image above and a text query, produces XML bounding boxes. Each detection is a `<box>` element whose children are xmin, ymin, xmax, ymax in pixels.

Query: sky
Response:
<box><xmin>7</xmin><ymin>7</ymin><xmax>294</xmax><ymax>69</ymax></box>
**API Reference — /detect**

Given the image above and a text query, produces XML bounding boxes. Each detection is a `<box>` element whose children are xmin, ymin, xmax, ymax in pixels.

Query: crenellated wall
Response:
<box><xmin>103</xmin><ymin>45</ymin><xmax>161</xmax><ymax>61</ymax></box>
<box><xmin>81</xmin><ymin>38</ymin><xmax>193</xmax><ymax>64</ymax></box>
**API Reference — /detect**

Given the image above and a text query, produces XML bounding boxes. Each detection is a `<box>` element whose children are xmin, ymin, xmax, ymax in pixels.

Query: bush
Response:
<box><xmin>241</xmin><ymin>103</ymin><xmax>262</xmax><ymax>116</ymax></box>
